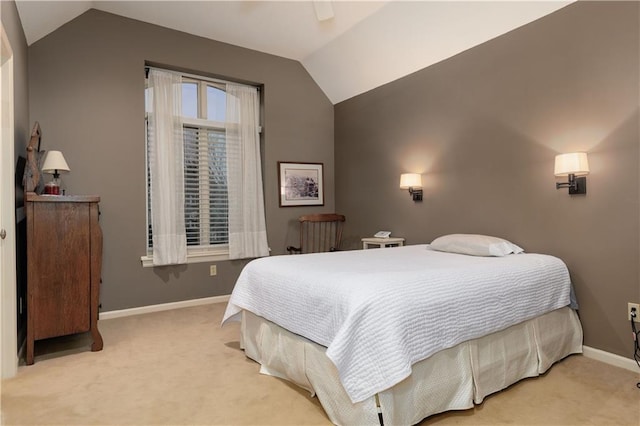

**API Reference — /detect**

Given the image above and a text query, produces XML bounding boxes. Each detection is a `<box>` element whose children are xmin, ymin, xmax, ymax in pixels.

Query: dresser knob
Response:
<box><xmin>0</xmin><ymin>229</ymin><xmax>6</xmax><ymax>240</ymax></box>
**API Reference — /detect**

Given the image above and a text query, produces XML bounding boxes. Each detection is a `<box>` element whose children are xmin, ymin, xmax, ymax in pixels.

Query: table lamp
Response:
<box><xmin>41</xmin><ymin>150</ymin><xmax>70</xmax><ymax>195</ymax></box>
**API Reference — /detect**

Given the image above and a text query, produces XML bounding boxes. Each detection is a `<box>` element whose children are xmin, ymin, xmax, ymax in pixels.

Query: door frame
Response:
<box><xmin>1</xmin><ymin>23</ymin><xmax>18</xmax><ymax>379</ymax></box>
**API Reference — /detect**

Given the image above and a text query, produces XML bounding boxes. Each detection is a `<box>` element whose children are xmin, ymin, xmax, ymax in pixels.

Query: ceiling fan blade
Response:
<box><xmin>313</xmin><ymin>0</ymin><xmax>334</xmax><ymax>22</ymax></box>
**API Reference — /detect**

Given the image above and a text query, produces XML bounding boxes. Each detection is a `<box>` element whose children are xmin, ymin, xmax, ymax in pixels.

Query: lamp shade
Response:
<box><xmin>42</xmin><ymin>150</ymin><xmax>70</xmax><ymax>174</ymax></box>
<box><xmin>400</xmin><ymin>173</ymin><xmax>422</xmax><ymax>188</ymax></box>
<box><xmin>554</xmin><ymin>152</ymin><xmax>589</xmax><ymax>176</ymax></box>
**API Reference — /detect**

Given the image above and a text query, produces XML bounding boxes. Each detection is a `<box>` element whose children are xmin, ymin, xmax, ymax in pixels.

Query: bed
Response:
<box><xmin>222</xmin><ymin>237</ymin><xmax>583</xmax><ymax>425</ymax></box>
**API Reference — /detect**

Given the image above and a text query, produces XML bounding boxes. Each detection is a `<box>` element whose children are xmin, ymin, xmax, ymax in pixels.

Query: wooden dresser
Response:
<box><xmin>25</xmin><ymin>192</ymin><xmax>103</xmax><ymax>364</ymax></box>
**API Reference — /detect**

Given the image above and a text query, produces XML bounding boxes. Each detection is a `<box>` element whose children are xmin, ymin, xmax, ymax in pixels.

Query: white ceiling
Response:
<box><xmin>15</xmin><ymin>0</ymin><xmax>573</xmax><ymax>104</ymax></box>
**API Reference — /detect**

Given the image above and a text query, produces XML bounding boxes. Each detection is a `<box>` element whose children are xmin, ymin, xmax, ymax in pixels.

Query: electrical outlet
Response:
<box><xmin>628</xmin><ymin>302</ymin><xmax>639</xmax><ymax>322</ymax></box>
<box><xmin>209</xmin><ymin>265</ymin><xmax>217</xmax><ymax>276</ymax></box>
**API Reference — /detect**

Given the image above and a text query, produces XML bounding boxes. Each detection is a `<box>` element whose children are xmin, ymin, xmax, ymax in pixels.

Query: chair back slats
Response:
<box><xmin>288</xmin><ymin>214</ymin><xmax>345</xmax><ymax>254</ymax></box>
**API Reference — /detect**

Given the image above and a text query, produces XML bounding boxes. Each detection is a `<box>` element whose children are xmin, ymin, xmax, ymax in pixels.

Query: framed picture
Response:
<box><xmin>278</xmin><ymin>162</ymin><xmax>324</xmax><ymax>207</ymax></box>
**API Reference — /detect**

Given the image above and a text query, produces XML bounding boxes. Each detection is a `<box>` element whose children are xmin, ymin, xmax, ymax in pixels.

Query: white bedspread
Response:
<box><xmin>222</xmin><ymin>245</ymin><xmax>571</xmax><ymax>403</ymax></box>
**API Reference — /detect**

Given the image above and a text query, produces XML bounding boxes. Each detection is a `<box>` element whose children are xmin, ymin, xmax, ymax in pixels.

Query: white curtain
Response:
<box><xmin>226</xmin><ymin>84</ymin><xmax>269</xmax><ymax>259</ymax></box>
<box><xmin>148</xmin><ymin>69</ymin><xmax>187</xmax><ymax>265</ymax></box>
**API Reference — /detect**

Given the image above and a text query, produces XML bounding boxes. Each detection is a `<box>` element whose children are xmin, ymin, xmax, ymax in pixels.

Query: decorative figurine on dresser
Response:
<box><xmin>25</xmin><ymin>192</ymin><xmax>103</xmax><ymax>364</ymax></box>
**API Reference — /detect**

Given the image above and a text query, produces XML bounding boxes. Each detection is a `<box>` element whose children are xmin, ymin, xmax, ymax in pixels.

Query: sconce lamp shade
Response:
<box><xmin>399</xmin><ymin>173</ymin><xmax>422</xmax><ymax>189</ymax></box>
<box><xmin>554</xmin><ymin>152</ymin><xmax>589</xmax><ymax>176</ymax></box>
<box><xmin>42</xmin><ymin>150</ymin><xmax>70</xmax><ymax>175</ymax></box>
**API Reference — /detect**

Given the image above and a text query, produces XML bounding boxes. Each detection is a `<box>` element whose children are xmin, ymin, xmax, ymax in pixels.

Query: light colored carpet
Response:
<box><xmin>1</xmin><ymin>303</ymin><xmax>638</xmax><ymax>425</ymax></box>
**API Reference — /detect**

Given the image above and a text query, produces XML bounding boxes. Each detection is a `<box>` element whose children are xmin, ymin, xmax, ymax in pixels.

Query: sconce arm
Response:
<box><xmin>556</xmin><ymin>173</ymin><xmax>577</xmax><ymax>189</ymax></box>
<box><xmin>555</xmin><ymin>173</ymin><xmax>587</xmax><ymax>195</ymax></box>
<box><xmin>407</xmin><ymin>187</ymin><xmax>423</xmax><ymax>201</ymax></box>
<box><xmin>556</xmin><ymin>182</ymin><xmax>574</xmax><ymax>189</ymax></box>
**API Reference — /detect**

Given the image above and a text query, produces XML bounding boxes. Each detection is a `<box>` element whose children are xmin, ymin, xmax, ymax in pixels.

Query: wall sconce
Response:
<box><xmin>554</xmin><ymin>152</ymin><xmax>589</xmax><ymax>195</ymax></box>
<box><xmin>400</xmin><ymin>173</ymin><xmax>423</xmax><ymax>201</ymax></box>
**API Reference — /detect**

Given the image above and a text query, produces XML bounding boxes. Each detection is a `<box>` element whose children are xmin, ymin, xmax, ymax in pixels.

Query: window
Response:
<box><xmin>143</xmin><ymin>73</ymin><xmax>240</xmax><ymax>266</ymax></box>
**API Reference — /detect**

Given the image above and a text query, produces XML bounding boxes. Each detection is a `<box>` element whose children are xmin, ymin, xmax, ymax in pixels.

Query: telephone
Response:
<box><xmin>374</xmin><ymin>231</ymin><xmax>391</xmax><ymax>239</ymax></box>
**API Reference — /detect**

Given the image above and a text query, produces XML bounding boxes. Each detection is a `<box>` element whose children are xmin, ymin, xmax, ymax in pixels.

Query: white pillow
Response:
<box><xmin>430</xmin><ymin>234</ymin><xmax>524</xmax><ymax>257</ymax></box>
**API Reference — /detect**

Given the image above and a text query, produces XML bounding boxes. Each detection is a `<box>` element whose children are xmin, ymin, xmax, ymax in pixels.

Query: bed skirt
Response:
<box><xmin>240</xmin><ymin>307</ymin><xmax>583</xmax><ymax>426</ymax></box>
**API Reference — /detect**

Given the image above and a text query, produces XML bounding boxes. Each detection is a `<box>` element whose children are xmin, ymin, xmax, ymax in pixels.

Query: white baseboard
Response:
<box><xmin>99</xmin><ymin>295</ymin><xmax>230</xmax><ymax>320</ymax></box>
<box><xmin>582</xmin><ymin>345</ymin><xmax>639</xmax><ymax>373</ymax></box>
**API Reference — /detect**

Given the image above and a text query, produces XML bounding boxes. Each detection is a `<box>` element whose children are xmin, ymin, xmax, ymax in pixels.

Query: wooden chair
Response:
<box><xmin>287</xmin><ymin>214</ymin><xmax>346</xmax><ymax>254</ymax></box>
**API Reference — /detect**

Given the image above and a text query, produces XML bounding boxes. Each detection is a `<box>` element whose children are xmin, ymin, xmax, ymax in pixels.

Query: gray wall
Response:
<box><xmin>335</xmin><ymin>1</ymin><xmax>639</xmax><ymax>359</ymax></box>
<box><xmin>1</xmin><ymin>0</ymin><xmax>29</xmax><ymax>155</ymax></box>
<box><xmin>28</xmin><ymin>9</ymin><xmax>334</xmax><ymax>311</ymax></box>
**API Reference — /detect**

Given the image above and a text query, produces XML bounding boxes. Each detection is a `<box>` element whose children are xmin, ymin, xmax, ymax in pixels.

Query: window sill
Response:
<box><xmin>140</xmin><ymin>249</ymin><xmax>230</xmax><ymax>267</ymax></box>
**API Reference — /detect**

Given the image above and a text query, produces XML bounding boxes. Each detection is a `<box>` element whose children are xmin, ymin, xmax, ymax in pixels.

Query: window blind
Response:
<box><xmin>146</xmin><ymin>123</ymin><xmax>229</xmax><ymax>249</ymax></box>
<box><xmin>183</xmin><ymin>126</ymin><xmax>228</xmax><ymax>246</ymax></box>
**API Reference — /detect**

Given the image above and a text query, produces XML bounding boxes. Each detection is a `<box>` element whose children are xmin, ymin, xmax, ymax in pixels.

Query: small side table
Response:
<box><xmin>362</xmin><ymin>237</ymin><xmax>405</xmax><ymax>249</ymax></box>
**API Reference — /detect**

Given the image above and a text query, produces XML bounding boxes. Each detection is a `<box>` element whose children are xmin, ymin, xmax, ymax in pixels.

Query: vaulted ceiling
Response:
<box><xmin>16</xmin><ymin>1</ymin><xmax>573</xmax><ymax>104</ymax></box>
